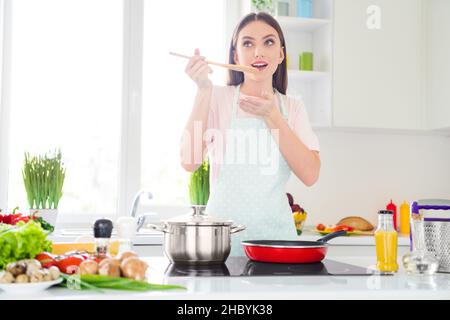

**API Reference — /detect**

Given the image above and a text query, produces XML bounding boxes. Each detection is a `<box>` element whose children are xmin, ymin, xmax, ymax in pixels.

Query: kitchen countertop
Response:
<box><xmin>1</xmin><ymin>253</ymin><xmax>449</xmax><ymax>300</ymax></box>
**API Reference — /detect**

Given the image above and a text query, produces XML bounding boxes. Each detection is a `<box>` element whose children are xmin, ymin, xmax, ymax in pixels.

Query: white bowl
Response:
<box><xmin>0</xmin><ymin>277</ymin><xmax>63</xmax><ymax>295</ymax></box>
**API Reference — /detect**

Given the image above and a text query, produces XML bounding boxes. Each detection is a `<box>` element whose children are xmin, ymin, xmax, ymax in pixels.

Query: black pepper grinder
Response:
<box><xmin>93</xmin><ymin>218</ymin><xmax>113</xmax><ymax>259</ymax></box>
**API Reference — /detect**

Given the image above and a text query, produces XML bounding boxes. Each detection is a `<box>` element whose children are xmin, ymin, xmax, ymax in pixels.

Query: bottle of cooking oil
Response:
<box><xmin>375</xmin><ymin>210</ymin><xmax>399</xmax><ymax>273</ymax></box>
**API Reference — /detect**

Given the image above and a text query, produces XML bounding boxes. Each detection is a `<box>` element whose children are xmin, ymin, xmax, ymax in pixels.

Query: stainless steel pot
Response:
<box><xmin>148</xmin><ymin>205</ymin><xmax>245</xmax><ymax>265</ymax></box>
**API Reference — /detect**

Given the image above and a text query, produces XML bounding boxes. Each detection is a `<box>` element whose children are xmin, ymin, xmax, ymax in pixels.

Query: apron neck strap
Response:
<box><xmin>232</xmin><ymin>84</ymin><xmax>288</xmax><ymax>120</ymax></box>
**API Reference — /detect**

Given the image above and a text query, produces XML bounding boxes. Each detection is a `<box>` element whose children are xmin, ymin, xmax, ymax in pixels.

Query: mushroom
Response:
<box><xmin>98</xmin><ymin>258</ymin><xmax>121</xmax><ymax>277</ymax></box>
<box><xmin>120</xmin><ymin>257</ymin><xmax>148</xmax><ymax>281</ymax></box>
<box><xmin>48</xmin><ymin>266</ymin><xmax>61</xmax><ymax>280</ymax></box>
<box><xmin>0</xmin><ymin>271</ymin><xmax>14</xmax><ymax>283</ymax></box>
<box><xmin>26</xmin><ymin>262</ymin><xmax>42</xmax><ymax>276</ymax></box>
<box><xmin>117</xmin><ymin>251</ymin><xmax>138</xmax><ymax>262</ymax></box>
<box><xmin>42</xmin><ymin>269</ymin><xmax>53</xmax><ymax>281</ymax></box>
<box><xmin>29</xmin><ymin>269</ymin><xmax>45</xmax><ymax>283</ymax></box>
<box><xmin>78</xmin><ymin>260</ymin><xmax>99</xmax><ymax>275</ymax></box>
<box><xmin>19</xmin><ymin>259</ymin><xmax>42</xmax><ymax>269</ymax></box>
<box><xmin>15</xmin><ymin>274</ymin><xmax>29</xmax><ymax>283</ymax></box>
<box><xmin>6</xmin><ymin>262</ymin><xmax>27</xmax><ymax>276</ymax></box>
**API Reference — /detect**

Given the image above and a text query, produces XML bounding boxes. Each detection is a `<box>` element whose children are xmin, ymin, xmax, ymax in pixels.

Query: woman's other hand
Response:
<box><xmin>185</xmin><ymin>48</ymin><xmax>213</xmax><ymax>89</ymax></box>
<box><xmin>239</xmin><ymin>91</ymin><xmax>280</xmax><ymax>122</ymax></box>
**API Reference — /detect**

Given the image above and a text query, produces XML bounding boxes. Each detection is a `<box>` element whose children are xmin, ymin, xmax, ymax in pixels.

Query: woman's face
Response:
<box><xmin>234</xmin><ymin>20</ymin><xmax>284</xmax><ymax>80</ymax></box>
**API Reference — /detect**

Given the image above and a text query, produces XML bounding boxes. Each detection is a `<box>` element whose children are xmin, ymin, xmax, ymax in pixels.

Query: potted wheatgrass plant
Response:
<box><xmin>188</xmin><ymin>158</ymin><xmax>210</xmax><ymax>215</ymax></box>
<box><xmin>251</xmin><ymin>0</ymin><xmax>274</xmax><ymax>14</ymax></box>
<box><xmin>22</xmin><ymin>149</ymin><xmax>66</xmax><ymax>228</ymax></box>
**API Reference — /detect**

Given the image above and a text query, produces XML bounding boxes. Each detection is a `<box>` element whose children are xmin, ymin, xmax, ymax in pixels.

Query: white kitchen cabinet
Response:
<box><xmin>333</xmin><ymin>0</ymin><xmax>424</xmax><ymax>130</ymax></box>
<box><xmin>426</xmin><ymin>0</ymin><xmax>450</xmax><ymax>131</ymax></box>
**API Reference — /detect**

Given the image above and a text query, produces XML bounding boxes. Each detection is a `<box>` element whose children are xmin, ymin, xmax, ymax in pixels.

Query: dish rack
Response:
<box><xmin>411</xmin><ymin>199</ymin><xmax>450</xmax><ymax>273</ymax></box>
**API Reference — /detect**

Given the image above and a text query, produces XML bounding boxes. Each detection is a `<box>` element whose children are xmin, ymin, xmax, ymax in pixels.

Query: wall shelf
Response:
<box><xmin>275</xmin><ymin>16</ymin><xmax>331</xmax><ymax>32</ymax></box>
<box><xmin>288</xmin><ymin>70</ymin><xmax>330</xmax><ymax>81</ymax></box>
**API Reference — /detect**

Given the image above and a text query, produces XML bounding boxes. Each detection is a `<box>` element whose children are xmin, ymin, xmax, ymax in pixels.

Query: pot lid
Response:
<box><xmin>163</xmin><ymin>205</ymin><xmax>234</xmax><ymax>226</ymax></box>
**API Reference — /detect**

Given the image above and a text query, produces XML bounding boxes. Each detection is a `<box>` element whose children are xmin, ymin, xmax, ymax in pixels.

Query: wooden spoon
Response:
<box><xmin>169</xmin><ymin>52</ymin><xmax>259</xmax><ymax>74</ymax></box>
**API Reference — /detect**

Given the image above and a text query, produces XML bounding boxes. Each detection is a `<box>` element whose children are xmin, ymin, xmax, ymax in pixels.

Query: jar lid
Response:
<box><xmin>163</xmin><ymin>206</ymin><xmax>234</xmax><ymax>226</ymax></box>
<box><xmin>378</xmin><ymin>210</ymin><xmax>394</xmax><ymax>215</ymax></box>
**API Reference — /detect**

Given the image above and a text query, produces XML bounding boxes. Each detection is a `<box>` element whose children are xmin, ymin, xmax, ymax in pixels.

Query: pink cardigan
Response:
<box><xmin>206</xmin><ymin>85</ymin><xmax>320</xmax><ymax>189</ymax></box>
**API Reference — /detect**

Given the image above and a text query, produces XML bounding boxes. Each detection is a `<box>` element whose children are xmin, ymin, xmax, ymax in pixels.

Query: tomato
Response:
<box><xmin>0</xmin><ymin>212</ymin><xmax>38</xmax><ymax>225</ymax></box>
<box><xmin>79</xmin><ymin>253</ymin><xmax>90</xmax><ymax>260</ymax></box>
<box><xmin>64</xmin><ymin>250</ymin><xmax>90</xmax><ymax>260</ymax></box>
<box><xmin>333</xmin><ymin>225</ymin><xmax>354</xmax><ymax>232</ymax></box>
<box><xmin>35</xmin><ymin>252</ymin><xmax>57</xmax><ymax>268</ymax></box>
<box><xmin>89</xmin><ymin>254</ymin><xmax>110</xmax><ymax>264</ymax></box>
<box><xmin>316</xmin><ymin>224</ymin><xmax>326</xmax><ymax>231</ymax></box>
<box><xmin>18</xmin><ymin>216</ymin><xmax>30</xmax><ymax>223</ymax></box>
<box><xmin>56</xmin><ymin>256</ymin><xmax>84</xmax><ymax>274</ymax></box>
<box><xmin>0</xmin><ymin>213</ymin><xmax>22</xmax><ymax>225</ymax></box>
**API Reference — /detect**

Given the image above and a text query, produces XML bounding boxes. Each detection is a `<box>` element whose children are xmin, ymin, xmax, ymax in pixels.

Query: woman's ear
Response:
<box><xmin>279</xmin><ymin>47</ymin><xmax>285</xmax><ymax>64</ymax></box>
<box><xmin>233</xmin><ymin>51</ymin><xmax>239</xmax><ymax>64</ymax></box>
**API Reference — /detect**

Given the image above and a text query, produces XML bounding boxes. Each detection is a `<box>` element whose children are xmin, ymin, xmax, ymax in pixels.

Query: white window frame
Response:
<box><xmin>0</xmin><ymin>0</ymin><xmax>238</xmax><ymax>223</ymax></box>
<box><xmin>0</xmin><ymin>0</ymin><xmax>12</xmax><ymax>211</ymax></box>
<box><xmin>118</xmin><ymin>0</ymin><xmax>144</xmax><ymax>218</ymax></box>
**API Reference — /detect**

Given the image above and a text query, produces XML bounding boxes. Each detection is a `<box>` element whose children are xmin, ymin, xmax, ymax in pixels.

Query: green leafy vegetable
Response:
<box><xmin>0</xmin><ymin>220</ymin><xmax>52</xmax><ymax>270</ymax></box>
<box><xmin>34</xmin><ymin>216</ymin><xmax>55</xmax><ymax>233</ymax></box>
<box><xmin>60</xmin><ymin>274</ymin><xmax>185</xmax><ymax>292</ymax></box>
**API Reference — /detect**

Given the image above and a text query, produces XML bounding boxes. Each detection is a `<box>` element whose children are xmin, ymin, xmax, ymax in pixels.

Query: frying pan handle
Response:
<box><xmin>317</xmin><ymin>230</ymin><xmax>347</xmax><ymax>243</ymax></box>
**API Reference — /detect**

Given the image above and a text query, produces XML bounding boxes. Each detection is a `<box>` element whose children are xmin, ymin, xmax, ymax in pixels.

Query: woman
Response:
<box><xmin>180</xmin><ymin>12</ymin><xmax>321</xmax><ymax>255</ymax></box>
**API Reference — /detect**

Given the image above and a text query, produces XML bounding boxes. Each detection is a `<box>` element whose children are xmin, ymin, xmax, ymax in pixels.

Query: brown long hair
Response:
<box><xmin>227</xmin><ymin>12</ymin><xmax>287</xmax><ymax>94</ymax></box>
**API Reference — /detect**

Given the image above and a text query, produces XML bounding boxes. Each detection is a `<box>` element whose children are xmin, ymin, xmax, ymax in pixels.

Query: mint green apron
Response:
<box><xmin>205</xmin><ymin>84</ymin><xmax>297</xmax><ymax>256</ymax></box>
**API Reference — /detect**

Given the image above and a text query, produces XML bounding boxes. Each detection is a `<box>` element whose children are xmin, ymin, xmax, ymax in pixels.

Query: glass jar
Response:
<box><xmin>402</xmin><ymin>209</ymin><xmax>439</xmax><ymax>275</ymax></box>
<box><xmin>296</xmin><ymin>0</ymin><xmax>312</xmax><ymax>18</ymax></box>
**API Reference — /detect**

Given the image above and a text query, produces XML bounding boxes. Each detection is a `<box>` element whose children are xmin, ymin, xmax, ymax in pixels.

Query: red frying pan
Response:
<box><xmin>241</xmin><ymin>230</ymin><xmax>347</xmax><ymax>264</ymax></box>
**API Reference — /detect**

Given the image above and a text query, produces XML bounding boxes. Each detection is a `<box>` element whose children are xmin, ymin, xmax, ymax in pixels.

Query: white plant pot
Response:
<box><xmin>30</xmin><ymin>208</ymin><xmax>59</xmax><ymax>229</ymax></box>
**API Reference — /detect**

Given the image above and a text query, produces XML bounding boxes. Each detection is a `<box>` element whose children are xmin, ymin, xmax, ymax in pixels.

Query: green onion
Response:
<box><xmin>60</xmin><ymin>274</ymin><xmax>185</xmax><ymax>292</ymax></box>
<box><xmin>188</xmin><ymin>157</ymin><xmax>210</xmax><ymax>205</ymax></box>
<box><xmin>22</xmin><ymin>149</ymin><xmax>66</xmax><ymax>209</ymax></box>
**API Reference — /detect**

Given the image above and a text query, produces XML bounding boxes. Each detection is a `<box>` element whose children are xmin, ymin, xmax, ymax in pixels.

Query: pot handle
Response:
<box><xmin>230</xmin><ymin>224</ymin><xmax>246</xmax><ymax>234</ymax></box>
<box><xmin>317</xmin><ymin>230</ymin><xmax>347</xmax><ymax>243</ymax></box>
<box><xmin>147</xmin><ymin>223</ymin><xmax>169</xmax><ymax>233</ymax></box>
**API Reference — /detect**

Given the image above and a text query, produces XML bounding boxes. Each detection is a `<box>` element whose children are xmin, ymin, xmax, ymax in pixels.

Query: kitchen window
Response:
<box><xmin>0</xmin><ymin>0</ymin><xmax>228</xmax><ymax>222</ymax></box>
<box><xmin>140</xmin><ymin>0</ymin><xmax>226</xmax><ymax>207</ymax></box>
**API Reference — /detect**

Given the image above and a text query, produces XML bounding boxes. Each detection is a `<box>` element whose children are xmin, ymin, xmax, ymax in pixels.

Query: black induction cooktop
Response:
<box><xmin>165</xmin><ymin>257</ymin><xmax>378</xmax><ymax>277</ymax></box>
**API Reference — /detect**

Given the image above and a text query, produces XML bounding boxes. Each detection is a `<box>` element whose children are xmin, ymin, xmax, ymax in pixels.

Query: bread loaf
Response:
<box><xmin>337</xmin><ymin>216</ymin><xmax>374</xmax><ymax>231</ymax></box>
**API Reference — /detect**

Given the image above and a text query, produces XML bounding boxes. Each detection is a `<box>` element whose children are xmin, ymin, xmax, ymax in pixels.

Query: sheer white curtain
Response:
<box><xmin>6</xmin><ymin>0</ymin><xmax>123</xmax><ymax>216</ymax></box>
<box><xmin>140</xmin><ymin>0</ymin><xmax>226</xmax><ymax>205</ymax></box>
<box><xmin>3</xmin><ymin>0</ymin><xmax>229</xmax><ymax>219</ymax></box>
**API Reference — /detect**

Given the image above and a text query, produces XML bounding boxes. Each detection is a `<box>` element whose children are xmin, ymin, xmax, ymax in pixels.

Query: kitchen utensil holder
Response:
<box><xmin>411</xmin><ymin>199</ymin><xmax>450</xmax><ymax>273</ymax></box>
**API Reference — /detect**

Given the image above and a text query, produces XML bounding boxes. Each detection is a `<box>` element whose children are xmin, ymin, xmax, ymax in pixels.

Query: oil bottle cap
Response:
<box><xmin>93</xmin><ymin>218</ymin><xmax>113</xmax><ymax>238</ymax></box>
<box><xmin>378</xmin><ymin>210</ymin><xmax>393</xmax><ymax>215</ymax></box>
